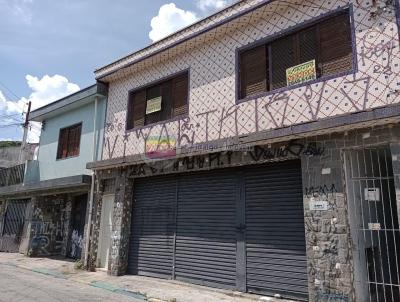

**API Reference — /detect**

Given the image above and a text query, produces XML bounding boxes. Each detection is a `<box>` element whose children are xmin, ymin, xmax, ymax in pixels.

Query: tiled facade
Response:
<box><xmin>99</xmin><ymin>0</ymin><xmax>400</xmax><ymax>161</ymax></box>
<box><xmin>88</xmin><ymin>1</ymin><xmax>400</xmax><ymax>301</ymax></box>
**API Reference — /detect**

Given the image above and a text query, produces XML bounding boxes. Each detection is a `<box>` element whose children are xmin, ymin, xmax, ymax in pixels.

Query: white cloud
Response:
<box><xmin>196</xmin><ymin>0</ymin><xmax>232</xmax><ymax>13</ymax></box>
<box><xmin>0</xmin><ymin>74</ymin><xmax>80</xmax><ymax>143</ymax></box>
<box><xmin>148</xmin><ymin>1</ymin><xmax>235</xmax><ymax>42</ymax></box>
<box><xmin>0</xmin><ymin>0</ymin><xmax>34</xmax><ymax>24</ymax></box>
<box><xmin>149</xmin><ymin>3</ymin><xmax>198</xmax><ymax>42</ymax></box>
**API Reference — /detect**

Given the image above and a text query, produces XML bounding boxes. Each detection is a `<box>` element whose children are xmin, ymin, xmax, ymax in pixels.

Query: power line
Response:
<box><xmin>0</xmin><ymin>80</ymin><xmax>21</xmax><ymax>100</ymax></box>
<box><xmin>0</xmin><ymin>123</ymin><xmax>22</xmax><ymax>129</ymax></box>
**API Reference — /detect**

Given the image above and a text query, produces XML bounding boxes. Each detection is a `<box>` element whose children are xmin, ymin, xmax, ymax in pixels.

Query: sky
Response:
<box><xmin>0</xmin><ymin>0</ymin><xmax>235</xmax><ymax>143</ymax></box>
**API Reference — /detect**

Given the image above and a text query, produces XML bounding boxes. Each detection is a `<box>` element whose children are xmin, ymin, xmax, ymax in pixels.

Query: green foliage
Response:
<box><xmin>0</xmin><ymin>141</ymin><xmax>22</xmax><ymax>148</ymax></box>
<box><xmin>74</xmin><ymin>259</ymin><xmax>83</xmax><ymax>270</ymax></box>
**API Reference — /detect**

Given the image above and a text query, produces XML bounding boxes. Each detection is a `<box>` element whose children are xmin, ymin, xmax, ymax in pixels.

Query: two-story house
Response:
<box><xmin>86</xmin><ymin>1</ymin><xmax>400</xmax><ymax>301</ymax></box>
<box><xmin>0</xmin><ymin>83</ymin><xmax>107</xmax><ymax>261</ymax></box>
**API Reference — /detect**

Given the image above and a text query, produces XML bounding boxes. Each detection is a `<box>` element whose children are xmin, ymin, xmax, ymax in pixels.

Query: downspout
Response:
<box><xmin>84</xmin><ymin>96</ymin><xmax>98</xmax><ymax>268</ymax></box>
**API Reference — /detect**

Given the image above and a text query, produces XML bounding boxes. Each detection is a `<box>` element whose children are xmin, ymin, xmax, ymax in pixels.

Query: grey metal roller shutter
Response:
<box><xmin>175</xmin><ymin>171</ymin><xmax>237</xmax><ymax>289</ymax></box>
<box><xmin>245</xmin><ymin>160</ymin><xmax>308</xmax><ymax>300</ymax></box>
<box><xmin>128</xmin><ymin>176</ymin><xmax>176</xmax><ymax>278</ymax></box>
<box><xmin>128</xmin><ymin>160</ymin><xmax>307</xmax><ymax>299</ymax></box>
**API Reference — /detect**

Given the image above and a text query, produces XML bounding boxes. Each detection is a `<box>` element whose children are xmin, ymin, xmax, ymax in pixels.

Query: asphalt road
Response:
<box><xmin>0</xmin><ymin>263</ymin><xmax>140</xmax><ymax>302</ymax></box>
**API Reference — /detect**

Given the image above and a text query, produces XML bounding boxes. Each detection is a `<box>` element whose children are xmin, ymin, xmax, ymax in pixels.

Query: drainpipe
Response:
<box><xmin>84</xmin><ymin>96</ymin><xmax>98</xmax><ymax>268</ymax></box>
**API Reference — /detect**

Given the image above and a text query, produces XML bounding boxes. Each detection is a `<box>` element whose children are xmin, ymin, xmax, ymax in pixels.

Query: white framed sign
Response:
<box><xmin>309</xmin><ymin>200</ymin><xmax>329</xmax><ymax>211</ymax></box>
<box><xmin>146</xmin><ymin>96</ymin><xmax>162</xmax><ymax>115</ymax></box>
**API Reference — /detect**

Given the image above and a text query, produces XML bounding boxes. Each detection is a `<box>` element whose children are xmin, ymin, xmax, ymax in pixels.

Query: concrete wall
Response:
<box><xmin>37</xmin><ymin>97</ymin><xmax>106</xmax><ymax>181</ymax></box>
<box><xmin>88</xmin><ymin>123</ymin><xmax>400</xmax><ymax>302</ymax></box>
<box><xmin>102</xmin><ymin>0</ymin><xmax>400</xmax><ymax>160</ymax></box>
<box><xmin>0</xmin><ymin>144</ymin><xmax>37</xmax><ymax>168</ymax></box>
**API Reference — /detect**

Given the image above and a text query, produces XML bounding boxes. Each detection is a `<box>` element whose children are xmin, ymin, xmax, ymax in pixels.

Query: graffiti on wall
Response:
<box><xmin>30</xmin><ymin>204</ymin><xmax>64</xmax><ymax>256</ymax></box>
<box><xmin>102</xmin><ymin>1</ymin><xmax>400</xmax><ymax>161</ymax></box>
<box><xmin>70</xmin><ymin>229</ymin><xmax>83</xmax><ymax>259</ymax></box>
<box><xmin>126</xmin><ymin>140</ymin><xmax>325</xmax><ymax>177</ymax></box>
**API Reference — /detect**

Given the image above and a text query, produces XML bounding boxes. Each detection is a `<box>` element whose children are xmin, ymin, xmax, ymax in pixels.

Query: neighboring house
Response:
<box><xmin>85</xmin><ymin>1</ymin><xmax>400</xmax><ymax>301</ymax></box>
<box><xmin>0</xmin><ymin>143</ymin><xmax>37</xmax><ymax>169</ymax></box>
<box><xmin>0</xmin><ymin>143</ymin><xmax>37</xmax><ymax>187</ymax></box>
<box><xmin>0</xmin><ymin>84</ymin><xmax>107</xmax><ymax>260</ymax></box>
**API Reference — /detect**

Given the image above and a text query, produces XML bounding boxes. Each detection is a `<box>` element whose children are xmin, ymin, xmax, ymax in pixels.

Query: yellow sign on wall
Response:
<box><xmin>286</xmin><ymin>60</ymin><xmax>316</xmax><ymax>86</ymax></box>
<box><xmin>146</xmin><ymin>96</ymin><xmax>162</xmax><ymax>115</ymax></box>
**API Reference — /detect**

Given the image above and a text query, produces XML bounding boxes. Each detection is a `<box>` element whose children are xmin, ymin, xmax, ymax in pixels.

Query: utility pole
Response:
<box><xmin>19</xmin><ymin>101</ymin><xmax>31</xmax><ymax>162</ymax></box>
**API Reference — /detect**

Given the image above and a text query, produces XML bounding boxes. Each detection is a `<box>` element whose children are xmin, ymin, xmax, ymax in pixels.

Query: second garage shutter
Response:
<box><xmin>128</xmin><ymin>176</ymin><xmax>176</xmax><ymax>278</ymax></box>
<box><xmin>245</xmin><ymin>161</ymin><xmax>308</xmax><ymax>300</ymax></box>
<box><xmin>128</xmin><ymin>160</ymin><xmax>308</xmax><ymax>299</ymax></box>
<box><xmin>175</xmin><ymin>170</ymin><xmax>237</xmax><ymax>289</ymax></box>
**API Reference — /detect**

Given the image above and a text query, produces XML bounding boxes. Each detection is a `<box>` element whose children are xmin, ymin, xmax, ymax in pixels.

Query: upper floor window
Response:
<box><xmin>239</xmin><ymin>11</ymin><xmax>353</xmax><ymax>99</ymax></box>
<box><xmin>56</xmin><ymin>123</ymin><xmax>82</xmax><ymax>159</ymax></box>
<box><xmin>126</xmin><ymin>72</ymin><xmax>189</xmax><ymax>130</ymax></box>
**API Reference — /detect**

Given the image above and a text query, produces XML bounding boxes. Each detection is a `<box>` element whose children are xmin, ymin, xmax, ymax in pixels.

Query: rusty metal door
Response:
<box><xmin>0</xmin><ymin>199</ymin><xmax>28</xmax><ymax>252</ymax></box>
<box><xmin>345</xmin><ymin>146</ymin><xmax>400</xmax><ymax>302</ymax></box>
<box><xmin>68</xmin><ymin>194</ymin><xmax>87</xmax><ymax>259</ymax></box>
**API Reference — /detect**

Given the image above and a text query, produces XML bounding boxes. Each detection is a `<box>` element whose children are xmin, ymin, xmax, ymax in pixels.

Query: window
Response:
<box><xmin>56</xmin><ymin>123</ymin><xmax>82</xmax><ymax>159</ymax></box>
<box><xmin>102</xmin><ymin>178</ymin><xmax>116</xmax><ymax>194</ymax></box>
<box><xmin>239</xmin><ymin>11</ymin><xmax>353</xmax><ymax>99</ymax></box>
<box><xmin>126</xmin><ymin>72</ymin><xmax>189</xmax><ymax>130</ymax></box>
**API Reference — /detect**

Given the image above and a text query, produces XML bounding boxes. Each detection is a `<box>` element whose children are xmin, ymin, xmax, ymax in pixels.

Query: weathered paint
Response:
<box><xmin>36</xmin><ymin>97</ymin><xmax>106</xmax><ymax>181</ymax></box>
<box><xmin>100</xmin><ymin>1</ymin><xmax>400</xmax><ymax>162</ymax></box>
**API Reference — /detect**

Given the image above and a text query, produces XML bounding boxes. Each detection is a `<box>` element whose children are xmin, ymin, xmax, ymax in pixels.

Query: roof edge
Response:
<box><xmin>29</xmin><ymin>82</ymin><xmax>108</xmax><ymax>122</ymax></box>
<box><xmin>94</xmin><ymin>0</ymin><xmax>243</xmax><ymax>75</ymax></box>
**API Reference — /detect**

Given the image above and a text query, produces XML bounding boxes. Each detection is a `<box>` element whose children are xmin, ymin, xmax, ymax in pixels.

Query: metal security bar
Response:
<box><xmin>345</xmin><ymin>146</ymin><xmax>400</xmax><ymax>302</ymax></box>
<box><xmin>0</xmin><ymin>164</ymin><xmax>25</xmax><ymax>187</ymax></box>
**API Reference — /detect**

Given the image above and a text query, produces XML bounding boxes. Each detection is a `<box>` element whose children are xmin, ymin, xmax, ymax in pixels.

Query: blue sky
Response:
<box><xmin>0</xmin><ymin>0</ymin><xmax>234</xmax><ymax>142</ymax></box>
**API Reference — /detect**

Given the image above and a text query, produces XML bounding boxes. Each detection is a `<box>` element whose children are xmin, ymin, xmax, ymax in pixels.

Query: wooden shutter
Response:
<box><xmin>270</xmin><ymin>35</ymin><xmax>295</xmax><ymax>90</ymax></box>
<box><xmin>172</xmin><ymin>74</ymin><xmax>188</xmax><ymax>117</ymax></box>
<box><xmin>57</xmin><ymin>128</ymin><xmax>68</xmax><ymax>159</ymax></box>
<box><xmin>298</xmin><ymin>27</ymin><xmax>318</xmax><ymax>65</ymax></box>
<box><xmin>70</xmin><ymin>124</ymin><xmax>82</xmax><ymax>156</ymax></box>
<box><xmin>126</xmin><ymin>93</ymin><xmax>135</xmax><ymax>130</ymax></box>
<box><xmin>132</xmin><ymin>89</ymin><xmax>146</xmax><ymax>128</ymax></box>
<box><xmin>145</xmin><ymin>84</ymin><xmax>163</xmax><ymax>125</ymax></box>
<box><xmin>318</xmin><ymin>12</ymin><xmax>352</xmax><ymax>77</ymax></box>
<box><xmin>240</xmin><ymin>45</ymin><xmax>267</xmax><ymax>98</ymax></box>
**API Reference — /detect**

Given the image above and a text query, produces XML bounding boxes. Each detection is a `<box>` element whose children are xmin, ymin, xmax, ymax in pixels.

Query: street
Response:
<box><xmin>0</xmin><ymin>263</ymin><xmax>140</xmax><ymax>302</ymax></box>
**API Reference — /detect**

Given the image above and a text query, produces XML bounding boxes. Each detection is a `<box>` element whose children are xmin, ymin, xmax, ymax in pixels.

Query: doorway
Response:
<box><xmin>97</xmin><ymin>194</ymin><xmax>114</xmax><ymax>269</ymax></box>
<box><xmin>68</xmin><ymin>194</ymin><xmax>87</xmax><ymax>259</ymax></box>
<box><xmin>345</xmin><ymin>146</ymin><xmax>400</xmax><ymax>302</ymax></box>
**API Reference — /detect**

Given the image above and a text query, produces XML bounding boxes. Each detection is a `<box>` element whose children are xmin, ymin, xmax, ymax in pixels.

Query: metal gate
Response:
<box><xmin>245</xmin><ymin>161</ymin><xmax>308</xmax><ymax>300</ymax></box>
<box><xmin>68</xmin><ymin>194</ymin><xmax>87</xmax><ymax>259</ymax></box>
<box><xmin>0</xmin><ymin>199</ymin><xmax>28</xmax><ymax>252</ymax></box>
<box><xmin>345</xmin><ymin>146</ymin><xmax>400</xmax><ymax>302</ymax></box>
<box><xmin>128</xmin><ymin>161</ymin><xmax>307</xmax><ymax>299</ymax></box>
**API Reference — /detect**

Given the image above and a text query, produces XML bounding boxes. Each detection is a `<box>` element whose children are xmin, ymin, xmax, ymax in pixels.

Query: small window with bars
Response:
<box><xmin>239</xmin><ymin>10</ymin><xmax>353</xmax><ymax>99</ymax></box>
<box><xmin>56</xmin><ymin>123</ymin><xmax>82</xmax><ymax>160</ymax></box>
<box><xmin>102</xmin><ymin>178</ymin><xmax>116</xmax><ymax>194</ymax></box>
<box><xmin>126</xmin><ymin>71</ymin><xmax>189</xmax><ymax>130</ymax></box>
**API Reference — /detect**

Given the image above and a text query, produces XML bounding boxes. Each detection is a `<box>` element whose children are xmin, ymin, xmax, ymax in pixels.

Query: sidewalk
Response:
<box><xmin>0</xmin><ymin>253</ymin><xmax>295</xmax><ymax>302</ymax></box>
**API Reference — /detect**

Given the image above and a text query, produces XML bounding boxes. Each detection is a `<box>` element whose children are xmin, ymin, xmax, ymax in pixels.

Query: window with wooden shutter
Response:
<box><xmin>172</xmin><ymin>74</ymin><xmax>188</xmax><ymax>117</ymax></box>
<box><xmin>270</xmin><ymin>35</ymin><xmax>295</xmax><ymax>90</ymax></box>
<box><xmin>240</xmin><ymin>45</ymin><xmax>267</xmax><ymax>98</ymax></box>
<box><xmin>126</xmin><ymin>71</ymin><xmax>189</xmax><ymax>130</ymax></box>
<box><xmin>238</xmin><ymin>10</ymin><xmax>353</xmax><ymax>99</ymax></box>
<box><xmin>318</xmin><ymin>12</ymin><xmax>352</xmax><ymax>77</ymax></box>
<box><xmin>56</xmin><ymin>123</ymin><xmax>82</xmax><ymax>159</ymax></box>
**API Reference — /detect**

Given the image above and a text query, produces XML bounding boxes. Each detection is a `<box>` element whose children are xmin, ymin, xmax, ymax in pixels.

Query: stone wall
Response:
<box><xmin>28</xmin><ymin>195</ymin><xmax>68</xmax><ymax>257</ymax></box>
<box><xmin>109</xmin><ymin>167</ymin><xmax>134</xmax><ymax>275</ymax></box>
<box><xmin>88</xmin><ymin>176</ymin><xmax>103</xmax><ymax>271</ymax></box>
<box><xmin>90</xmin><ymin>123</ymin><xmax>400</xmax><ymax>301</ymax></box>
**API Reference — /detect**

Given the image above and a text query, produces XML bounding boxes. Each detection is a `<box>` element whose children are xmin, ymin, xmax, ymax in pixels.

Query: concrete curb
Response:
<box><xmin>7</xmin><ymin>262</ymin><xmax>164</xmax><ymax>302</ymax></box>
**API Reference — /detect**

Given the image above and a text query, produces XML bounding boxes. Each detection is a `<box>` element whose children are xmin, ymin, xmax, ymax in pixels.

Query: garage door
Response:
<box><xmin>128</xmin><ymin>160</ymin><xmax>307</xmax><ymax>299</ymax></box>
<box><xmin>245</xmin><ymin>161</ymin><xmax>308</xmax><ymax>300</ymax></box>
<box><xmin>175</xmin><ymin>170</ymin><xmax>237</xmax><ymax>289</ymax></box>
<box><xmin>128</xmin><ymin>176</ymin><xmax>176</xmax><ymax>278</ymax></box>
